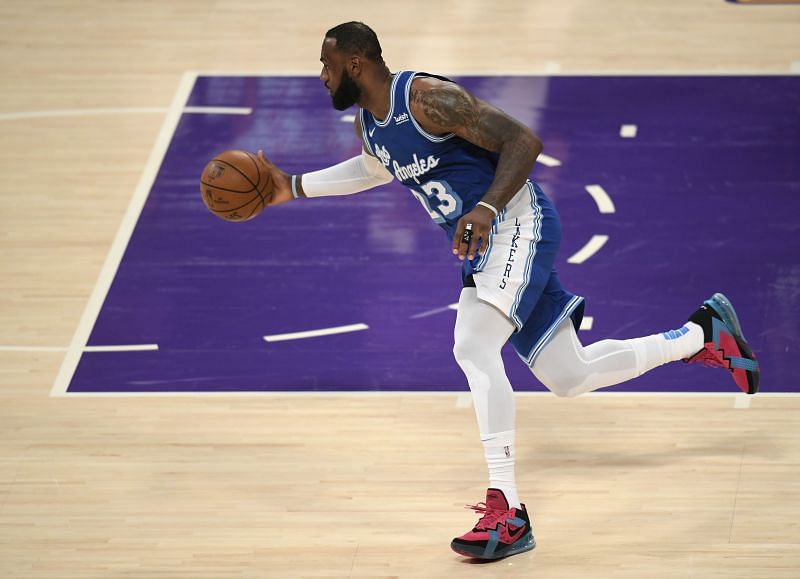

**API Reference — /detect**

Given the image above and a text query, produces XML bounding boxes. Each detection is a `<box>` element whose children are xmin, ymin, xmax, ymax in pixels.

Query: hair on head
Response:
<box><xmin>325</xmin><ymin>21</ymin><xmax>384</xmax><ymax>65</ymax></box>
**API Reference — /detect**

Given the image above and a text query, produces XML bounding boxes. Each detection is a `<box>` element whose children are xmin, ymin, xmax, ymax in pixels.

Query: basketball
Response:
<box><xmin>200</xmin><ymin>149</ymin><xmax>272</xmax><ymax>222</ymax></box>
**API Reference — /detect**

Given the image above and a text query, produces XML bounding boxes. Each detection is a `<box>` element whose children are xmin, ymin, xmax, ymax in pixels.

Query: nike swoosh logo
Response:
<box><xmin>369</xmin><ymin>127</ymin><xmax>375</xmax><ymax>137</ymax></box>
<box><xmin>506</xmin><ymin>524</ymin><xmax>527</xmax><ymax>542</ymax></box>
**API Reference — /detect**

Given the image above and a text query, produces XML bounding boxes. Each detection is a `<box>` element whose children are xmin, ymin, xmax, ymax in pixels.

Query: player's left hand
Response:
<box><xmin>452</xmin><ymin>205</ymin><xmax>496</xmax><ymax>261</ymax></box>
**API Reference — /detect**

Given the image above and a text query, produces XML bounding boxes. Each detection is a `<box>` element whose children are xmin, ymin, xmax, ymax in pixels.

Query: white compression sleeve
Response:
<box><xmin>299</xmin><ymin>150</ymin><xmax>394</xmax><ymax>198</ymax></box>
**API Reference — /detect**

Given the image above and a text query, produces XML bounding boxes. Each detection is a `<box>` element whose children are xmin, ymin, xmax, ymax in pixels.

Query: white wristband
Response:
<box><xmin>477</xmin><ymin>200</ymin><xmax>499</xmax><ymax>217</ymax></box>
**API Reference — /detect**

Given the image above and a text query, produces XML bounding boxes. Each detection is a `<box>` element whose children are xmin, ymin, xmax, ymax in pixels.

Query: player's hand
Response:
<box><xmin>452</xmin><ymin>205</ymin><xmax>495</xmax><ymax>261</ymax></box>
<box><xmin>256</xmin><ymin>150</ymin><xmax>293</xmax><ymax>206</ymax></box>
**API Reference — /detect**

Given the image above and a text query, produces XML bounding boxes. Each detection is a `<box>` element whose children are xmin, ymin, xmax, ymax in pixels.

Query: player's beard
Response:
<box><xmin>332</xmin><ymin>69</ymin><xmax>361</xmax><ymax>111</ymax></box>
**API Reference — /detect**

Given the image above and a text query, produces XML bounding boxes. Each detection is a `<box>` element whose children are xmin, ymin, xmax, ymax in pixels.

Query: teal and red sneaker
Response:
<box><xmin>450</xmin><ymin>488</ymin><xmax>535</xmax><ymax>560</ymax></box>
<box><xmin>684</xmin><ymin>293</ymin><xmax>760</xmax><ymax>394</ymax></box>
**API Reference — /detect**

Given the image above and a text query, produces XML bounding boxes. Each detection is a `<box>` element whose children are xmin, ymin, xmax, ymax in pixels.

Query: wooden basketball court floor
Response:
<box><xmin>1</xmin><ymin>1</ymin><xmax>799</xmax><ymax>576</ymax></box>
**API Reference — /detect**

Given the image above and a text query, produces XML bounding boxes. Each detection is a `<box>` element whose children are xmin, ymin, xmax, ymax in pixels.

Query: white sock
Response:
<box><xmin>482</xmin><ymin>430</ymin><xmax>520</xmax><ymax>509</ymax></box>
<box><xmin>628</xmin><ymin>322</ymin><xmax>704</xmax><ymax>375</ymax></box>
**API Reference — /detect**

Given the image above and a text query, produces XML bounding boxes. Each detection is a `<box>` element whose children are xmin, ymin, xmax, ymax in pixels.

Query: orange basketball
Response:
<box><xmin>200</xmin><ymin>150</ymin><xmax>272</xmax><ymax>222</ymax></box>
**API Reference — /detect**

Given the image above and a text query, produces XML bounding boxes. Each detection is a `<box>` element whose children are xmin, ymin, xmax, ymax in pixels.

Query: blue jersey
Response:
<box><xmin>360</xmin><ymin>70</ymin><xmax>531</xmax><ymax>240</ymax></box>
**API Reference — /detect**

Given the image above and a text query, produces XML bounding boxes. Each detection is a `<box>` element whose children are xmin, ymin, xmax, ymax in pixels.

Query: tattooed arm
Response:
<box><xmin>409</xmin><ymin>77</ymin><xmax>543</xmax><ymax>260</ymax></box>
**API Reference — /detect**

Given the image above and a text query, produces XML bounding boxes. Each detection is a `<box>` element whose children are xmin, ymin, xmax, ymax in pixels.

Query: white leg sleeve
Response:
<box><xmin>453</xmin><ymin>288</ymin><xmax>516</xmax><ymax>436</ymax></box>
<box><xmin>532</xmin><ymin>320</ymin><xmax>704</xmax><ymax>398</ymax></box>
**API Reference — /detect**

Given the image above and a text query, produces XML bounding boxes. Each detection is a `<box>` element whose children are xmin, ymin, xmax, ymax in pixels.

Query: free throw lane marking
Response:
<box><xmin>340</xmin><ymin>114</ymin><xmax>356</xmax><ymax>122</ymax></box>
<box><xmin>620</xmin><ymin>124</ymin><xmax>638</xmax><ymax>138</ymax></box>
<box><xmin>264</xmin><ymin>323</ymin><xmax>369</xmax><ymax>343</ymax></box>
<box><xmin>567</xmin><ymin>235</ymin><xmax>609</xmax><ymax>264</ymax></box>
<box><xmin>585</xmin><ymin>185</ymin><xmax>616</xmax><ymax>214</ymax></box>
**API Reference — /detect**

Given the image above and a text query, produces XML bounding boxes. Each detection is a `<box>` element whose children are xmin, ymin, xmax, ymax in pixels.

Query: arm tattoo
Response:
<box><xmin>410</xmin><ymin>83</ymin><xmax>541</xmax><ymax>211</ymax></box>
<box><xmin>409</xmin><ymin>85</ymin><xmax>515</xmax><ymax>152</ymax></box>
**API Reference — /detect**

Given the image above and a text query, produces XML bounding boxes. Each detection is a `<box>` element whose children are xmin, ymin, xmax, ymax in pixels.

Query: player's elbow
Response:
<box><xmin>520</xmin><ymin>129</ymin><xmax>542</xmax><ymax>160</ymax></box>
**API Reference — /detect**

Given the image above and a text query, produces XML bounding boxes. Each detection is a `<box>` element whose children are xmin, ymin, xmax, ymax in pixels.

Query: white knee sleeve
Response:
<box><xmin>453</xmin><ymin>288</ymin><xmax>516</xmax><ymax>435</ymax></box>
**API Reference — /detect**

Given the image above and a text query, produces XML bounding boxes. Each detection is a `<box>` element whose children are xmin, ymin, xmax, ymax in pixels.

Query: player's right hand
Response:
<box><xmin>257</xmin><ymin>150</ymin><xmax>294</xmax><ymax>206</ymax></box>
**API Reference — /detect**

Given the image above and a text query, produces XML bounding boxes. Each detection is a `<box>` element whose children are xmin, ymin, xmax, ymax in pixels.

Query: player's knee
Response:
<box><xmin>534</xmin><ymin>364</ymin><xmax>586</xmax><ymax>398</ymax></box>
<box><xmin>453</xmin><ymin>338</ymin><xmax>500</xmax><ymax>381</ymax></box>
<box><xmin>453</xmin><ymin>338</ymin><xmax>486</xmax><ymax>369</ymax></box>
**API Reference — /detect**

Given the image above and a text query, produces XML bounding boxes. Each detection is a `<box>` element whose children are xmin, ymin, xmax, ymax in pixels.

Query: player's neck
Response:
<box><xmin>359</xmin><ymin>70</ymin><xmax>394</xmax><ymax>120</ymax></box>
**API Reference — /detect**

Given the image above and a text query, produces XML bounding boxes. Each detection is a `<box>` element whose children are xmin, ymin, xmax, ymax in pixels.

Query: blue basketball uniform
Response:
<box><xmin>359</xmin><ymin>70</ymin><xmax>584</xmax><ymax>366</ymax></box>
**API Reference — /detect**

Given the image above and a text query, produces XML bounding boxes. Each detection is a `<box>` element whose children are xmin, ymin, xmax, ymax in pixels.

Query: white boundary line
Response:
<box><xmin>50</xmin><ymin>72</ymin><xmax>197</xmax><ymax>397</ymax></box>
<box><xmin>192</xmin><ymin>70</ymin><xmax>800</xmax><ymax>77</ymax></box>
<box><xmin>55</xmin><ymin>391</ymin><xmax>796</xmax><ymax>398</ymax></box>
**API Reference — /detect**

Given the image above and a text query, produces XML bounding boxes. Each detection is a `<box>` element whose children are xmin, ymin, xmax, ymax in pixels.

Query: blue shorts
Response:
<box><xmin>463</xmin><ymin>181</ymin><xmax>584</xmax><ymax>366</ymax></box>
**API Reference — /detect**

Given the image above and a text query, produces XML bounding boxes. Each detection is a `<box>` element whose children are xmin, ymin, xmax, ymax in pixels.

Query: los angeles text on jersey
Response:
<box><xmin>393</xmin><ymin>153</ymin><xmax>440</xmax><ymax>184</ymax></box>
<box><xmin>372</xmin><ymin>142</ymin><xmax>440</xmax><ymax>185</ymax></box>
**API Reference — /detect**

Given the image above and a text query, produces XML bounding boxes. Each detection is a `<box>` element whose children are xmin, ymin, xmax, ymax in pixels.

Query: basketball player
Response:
<box><xmin>256</xmin><ymin>22</ymin><xmax>760</xmax><ymax>561</ymax></box>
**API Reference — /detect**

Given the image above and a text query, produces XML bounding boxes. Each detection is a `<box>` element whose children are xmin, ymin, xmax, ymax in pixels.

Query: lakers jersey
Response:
<box><xmin>359</xmin><ymin>70</ymin><xmax>550</xmax><ymax>240</ymax></box>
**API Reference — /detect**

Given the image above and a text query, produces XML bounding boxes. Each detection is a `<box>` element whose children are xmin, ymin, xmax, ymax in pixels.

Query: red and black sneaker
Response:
<box><xmin>450</xmin><ymin>488</ymin><xmax>535</xmax><ymax>560</ymax></box>
<box><xmin>684</xmin><ymin>292</ymin><xmax>760</xmax><ymax>394</ymax></box>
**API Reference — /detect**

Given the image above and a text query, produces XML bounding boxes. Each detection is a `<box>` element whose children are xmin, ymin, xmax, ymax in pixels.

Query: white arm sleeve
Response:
<box><xmin>297</xmin><ymin>149</ymin><xmax>394</xmax><ymax>198</ymax></box>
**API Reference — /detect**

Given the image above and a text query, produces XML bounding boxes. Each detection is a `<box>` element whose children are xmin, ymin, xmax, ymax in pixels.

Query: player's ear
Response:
<box><xmin>348</xmin><ymin>55</ymin><xmax>362</xmax><ymax>77</ymax></box>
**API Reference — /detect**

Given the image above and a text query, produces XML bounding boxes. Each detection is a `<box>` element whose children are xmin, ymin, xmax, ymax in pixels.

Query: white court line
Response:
<box><xmin>410</xmin><ymin>304</ymin><xmax>459</xmax><ymax>319</ymax></box>
<box><xmin>183</xmin><ymin>106</ymin><xmax>252</xmax><ymax>115</ymax></box>
<box><xmin>567</xmin><ymin>235</ymin><xmax>609</xmax><ymax>264</ymax></box>
<box><xmin>620</xmin><ymin>124</ymin><xmax>638</xmax><ymax>138</ymax></box>
<box><xmin>50</xmin><ymin>72</ymin><xmax>198</xmax><ymax>397</ymax></box>
<box><xmin>544</xmin><ymin>61</ymin><xmax>561</xmax><ymax>74</ymax></box>
<box><xmin>579</xmin><ymin>316</ymin><xmax>593</xmax><ymax>331</ymax></box>
<box><xmin>791</xmin><ymin>61</ymin><xmax>800</xmax><ymax>73</ymax></box>
<box><xmin>537</xmin><ymin>154</ymin><xmax>562</xmax><ymax>167</ymax></box>
<box><xmin>0</xmin><ymin>346</ymin><xmax>69</xmax><ymax>352</ymax></box>
<box><xmin>734</xmin><ymin>395</ymin><xmax>751</xmax><ymax>409</ymax></box>
<box><xmin>0</xmin><ymin>106</ymin><xmax>250</xmax><ymax>122</ymax></box>
<box><xmin>195</xmin><ymin>70</ymin><xmax>800</xmax><ymax>78</ymax></box>
<box><xmin>191</xmin><ymin>71</ymin><xmax>800</xmax><ymax>79</ymax></box>
<box><xmin>84</xmin><ymin>344</ymin><xmax>159</xmax><ymax>352</ymax></box>
<box><xmin>585</xmin><ymin>184</ymin><xmax>616</xmax><ymax>214</ymax></box>
<box><xmin>57</xmin><ymin>391</ymin><xmax>791</xmax><ymax>398</ymax></box>
<box><xmin>264</xmin><ymin>323</ymin><xmax>369</xmax><ymax>343</ymax></box>
<box><xmin>340</xmin><ymin>114</ymin><xmax>356</xmax><ymax>122</ymax></box>
<box><xmin>2</xmin><ymin>344</ymin><xmax>157</xmax><ymax>353</ymax></box>
<box><xmin>455</xmin><ymin>393</ymin><xmax>472</xmax><ymax>408</ymax></box>
<box><xmin>0</xmin><ymin>107</ymin><xmax>167</xmax><ymax>121</ymax></box>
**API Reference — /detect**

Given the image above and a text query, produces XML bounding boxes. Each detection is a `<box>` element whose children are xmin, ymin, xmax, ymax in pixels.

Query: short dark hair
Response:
<box><xmin>325</xmin><ymin>21</ymin><xmax>384</xmax><ymax>65</ymax></box>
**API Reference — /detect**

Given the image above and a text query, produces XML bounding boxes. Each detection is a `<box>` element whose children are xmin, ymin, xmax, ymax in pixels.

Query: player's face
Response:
<box><xmin>320</xmin><ymin>38</ymin><xmax>361</xmax><ymax>111</ymax></box>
